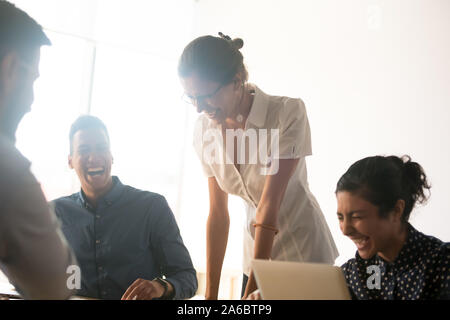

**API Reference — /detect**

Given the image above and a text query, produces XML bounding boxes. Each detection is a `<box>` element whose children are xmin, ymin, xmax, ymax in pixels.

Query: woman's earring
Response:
<box><xmin>236</xmin><ymin>81</ymin><xmax>245</xmax><ymax>123</ymax></box>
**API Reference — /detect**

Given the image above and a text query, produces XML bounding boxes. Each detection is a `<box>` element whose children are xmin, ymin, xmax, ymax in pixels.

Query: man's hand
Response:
<box><xmin>121</xmin><ymin>278</ymin><xmax>165</xmax><ymax>300</ymax></box>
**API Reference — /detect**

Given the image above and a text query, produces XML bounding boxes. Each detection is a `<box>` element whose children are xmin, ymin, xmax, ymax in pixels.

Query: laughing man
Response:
<box><xmin>52</xmin><ymin>115</ymin><xmax>197</xmax><ymax>300</ymax></box>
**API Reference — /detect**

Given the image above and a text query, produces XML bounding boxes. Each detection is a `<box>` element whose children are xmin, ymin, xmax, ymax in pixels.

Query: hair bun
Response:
<box><xmin>401</xmin><ymin>155</ymin><xmax>431</xmax><ymax>205</ymax></box>
<box><xmin>218</xmin><ymin>32</ymin><xmax>244</xmax><ymax>50</ymax></box>
<box><xmin>231</xmin><ymin>38</ymin><xmax>244</xmax><ymax>50</ymax></box>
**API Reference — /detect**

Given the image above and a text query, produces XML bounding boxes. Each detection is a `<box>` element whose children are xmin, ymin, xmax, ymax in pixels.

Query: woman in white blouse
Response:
<box><xmin>178</xmin><ymin>33</ymin><xmax>338</xmax><ymax>299</ymax></box>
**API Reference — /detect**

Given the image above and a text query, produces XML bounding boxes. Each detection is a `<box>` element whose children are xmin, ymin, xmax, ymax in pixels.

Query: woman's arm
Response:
<box><xmin>242</xmin><ymin>158</ymin><xmax>299</xmax><ymax>298</ymax></box>
<box><xmin>205</xmin><ymin>176</ymin><xmax>230</xmax><ymax>300</ymax></box>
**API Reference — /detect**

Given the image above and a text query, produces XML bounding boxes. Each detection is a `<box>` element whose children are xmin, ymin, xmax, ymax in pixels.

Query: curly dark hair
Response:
<box><xmin>336</xmin><ymin>155</ymin><xmax>431</xmax><ymax>222</ymax></box>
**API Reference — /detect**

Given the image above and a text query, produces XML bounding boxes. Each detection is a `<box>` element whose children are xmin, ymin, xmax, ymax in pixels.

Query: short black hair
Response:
<box><xmin>0</xmin><ymin>0</ymin><xmax>51</xmax><ymax>62</ymax></box>
<box><xmin>69</xmin><ymin>115</ymin><xmax>110</xmax><ymax>154</ymax></box>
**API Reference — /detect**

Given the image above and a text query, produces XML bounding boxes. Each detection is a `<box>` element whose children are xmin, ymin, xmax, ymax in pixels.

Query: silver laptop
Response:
<box><xmin>252</xmin><ymin>259</ymin><xmax>351</xmax><ymax>300</ymax></box>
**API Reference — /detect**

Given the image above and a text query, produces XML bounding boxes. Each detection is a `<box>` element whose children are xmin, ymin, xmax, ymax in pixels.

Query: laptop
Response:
<box><xmin>252</xmin><ymin>259</ymin><xmax>351</xmax><ymax>300</ymax></box>
<box><xmin>0</xmin><ymin>282</ymin><xmax>21</xmax><ymax>300</ymax></box>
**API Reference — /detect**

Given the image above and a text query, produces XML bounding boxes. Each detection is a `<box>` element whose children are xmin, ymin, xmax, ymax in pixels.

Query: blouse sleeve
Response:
<box><xmin>193</xmin><ymin>116</ymin><xmax>215</xmax><ymax>178</ymax></box>
<box><xmin>273</xmin><ymin>97</ymin><xmax>312</xmax><ymax>160</ymax></box>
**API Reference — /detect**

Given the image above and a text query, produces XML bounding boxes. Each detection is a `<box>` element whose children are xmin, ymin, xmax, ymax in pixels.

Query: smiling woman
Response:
<box><xmin>336</xmin><ymin>155</ymin><xmax>449</xmax><ymax>300</ymax></box>
<box><xmin>178</xmin><ymin>34</ymin><xmax>249</xmax><ymax>124</ymax></box>
<box><xmin>178</xmin><ymin>33</ymin><xmax>339</xmax><ymax>300</ymax></box>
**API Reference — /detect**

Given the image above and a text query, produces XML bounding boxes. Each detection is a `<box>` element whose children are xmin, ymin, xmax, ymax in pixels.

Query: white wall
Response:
<box><xmin>192</xmin><ymin>0</ymin><xmax>450</xmax><ymax>265</ymax></box>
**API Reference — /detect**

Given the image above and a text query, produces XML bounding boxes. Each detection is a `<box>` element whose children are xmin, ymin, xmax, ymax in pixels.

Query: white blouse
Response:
<box><xmin>193</xmin><ymin>84</ymin><xmax>339</xmax><ymax>275</ymax></box>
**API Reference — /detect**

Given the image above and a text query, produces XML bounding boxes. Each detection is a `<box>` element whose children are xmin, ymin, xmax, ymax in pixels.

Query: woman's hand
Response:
<box><xmin>245</xmin><ymin>159</ymin><xmax>300</xmax><ymax>297</ymax></box>
<box><xmin>245</xmin><ymin>289</ymin><xmax>262</xmax><ymax>300</ymax></box>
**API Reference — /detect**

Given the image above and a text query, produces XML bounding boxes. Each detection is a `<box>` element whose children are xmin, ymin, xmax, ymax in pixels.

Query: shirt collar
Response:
<box><xmin>354</xmin><ymin>223</ymin><xmax>421</xmax><ymax>267</ymax></box>
<box><xmin>78</xmin><ymin>176</ymin><xmax>125</xmax><ymax>209</ymax></box>
<box><xmin>246</xmin><ymin>84</ymin><xmax>269</xmax><ymax>128</ymax></box>
<box><xmin>390</xmin><ymin>223</ymin><xmax>421</xmax><ymax>266</ymax></box>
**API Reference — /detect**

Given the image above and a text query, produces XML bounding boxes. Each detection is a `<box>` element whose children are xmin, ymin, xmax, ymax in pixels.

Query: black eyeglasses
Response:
<box><xmin>182</xmin><ymin>82</ymin><xmax>227</xmax><ymax>106</ymax></box>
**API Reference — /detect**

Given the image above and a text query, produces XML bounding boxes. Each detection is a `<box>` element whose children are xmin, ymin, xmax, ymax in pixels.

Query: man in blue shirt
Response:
<box><xmin>52</xmin><ymin>115</ymin><xmax>197</xmax><ymax>300</ymax></box>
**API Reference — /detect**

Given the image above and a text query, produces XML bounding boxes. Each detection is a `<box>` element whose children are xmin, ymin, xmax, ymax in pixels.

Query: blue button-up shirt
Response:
<box><xmin>52</xmin><ymin>176</ymin><xmax>197</xmax><ymax>300</ymax></box>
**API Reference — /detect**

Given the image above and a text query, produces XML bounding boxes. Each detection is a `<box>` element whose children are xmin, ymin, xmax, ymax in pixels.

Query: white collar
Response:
<box><xmin>246</xmin><ymin>84</ymin><xmax>269</xmax><ymax>128</ymax></box>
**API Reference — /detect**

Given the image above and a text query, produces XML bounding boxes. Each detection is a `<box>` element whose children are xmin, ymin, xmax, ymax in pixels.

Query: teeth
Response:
<box><xmin>353</xmin><ymin>237</ymin><xmax>369</xmax><ymax>249</ymax></box>
<box><xmin>87</xmin><ymin>167</ymin><xmax>105</xmax><ymax>176</ymax></box>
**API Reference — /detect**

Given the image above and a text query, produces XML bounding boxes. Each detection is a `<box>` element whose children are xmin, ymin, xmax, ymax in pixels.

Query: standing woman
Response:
<box><xmin>178</xmin><ymin>33</ymin><xmax>338</xmax><ymax>299</ymax></box>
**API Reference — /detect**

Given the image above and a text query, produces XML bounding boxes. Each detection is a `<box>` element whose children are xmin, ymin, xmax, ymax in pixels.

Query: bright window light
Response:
<box><xmin>6</xmin><ymin>0</ymin><xmax>244</xmax><ymax>299</ymax></box>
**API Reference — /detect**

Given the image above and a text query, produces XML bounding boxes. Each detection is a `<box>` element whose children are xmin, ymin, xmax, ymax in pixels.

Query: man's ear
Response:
<box><xmin>68</xmin><ymin>154</ymin><xmax>74</xmax><ymax>169</ymax></box>
<box><xmin>0</xmin><ymin>52</ymin><xmax>20</xmax><ymax>94</ymax></box>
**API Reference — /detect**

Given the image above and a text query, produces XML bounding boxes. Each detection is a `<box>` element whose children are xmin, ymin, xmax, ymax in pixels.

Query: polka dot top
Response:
<box><xmin>341</xmin><ymin>223</ymin><xmax>450</xmax><ymax>300</ymax></box>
